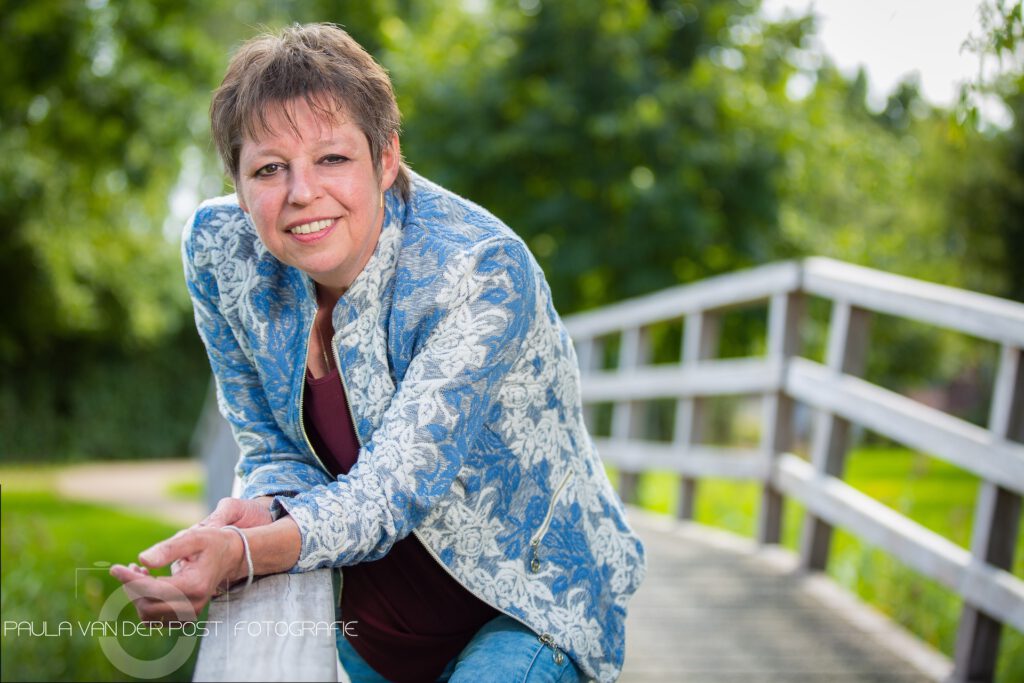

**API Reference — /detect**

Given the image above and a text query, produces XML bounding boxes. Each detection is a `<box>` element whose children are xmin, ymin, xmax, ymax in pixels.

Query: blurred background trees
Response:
<box><xmin>1</xmin><ymin>0</ymin><xmax>1021</xmax><ymax>461</ymax></box>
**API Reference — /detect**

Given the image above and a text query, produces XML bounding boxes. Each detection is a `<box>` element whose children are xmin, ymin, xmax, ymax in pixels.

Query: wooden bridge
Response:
<box><xmin>192</xmin><ymin>257</ymin><xmax>1024</xmax><ymax>682</ymax></box>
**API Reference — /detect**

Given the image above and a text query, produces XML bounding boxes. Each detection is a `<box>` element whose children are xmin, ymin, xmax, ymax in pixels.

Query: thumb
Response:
<box><xmin>199</xmin><ymin>497</ymin><xmax>243</xmax><ymax>528</ymax></box>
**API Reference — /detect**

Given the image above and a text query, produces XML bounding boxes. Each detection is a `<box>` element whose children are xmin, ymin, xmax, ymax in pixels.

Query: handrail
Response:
<box><xmin>563</xmin><ymin>256</ymin><xmax>1024</xmax><ymax>683</ymax></box>
<box><xmin>803</xmin><ymin>258</ymin><xmax>1024</xmax><ymax>346</ymax></box>
<box><xmin>563</xmin><ymin>260</ymin><xmax>802</xmax><ymax>339</ymax></box>
<box><xmin>192</xmin><ymin>570</ymin><xmax>338</xmax><ymax>682</ymax></box>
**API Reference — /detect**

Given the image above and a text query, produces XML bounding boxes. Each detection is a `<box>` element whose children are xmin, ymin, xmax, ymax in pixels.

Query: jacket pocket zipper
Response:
<box><xmin>528</xmin><ymin>470</ymin><xmax>575</xmax><ymax>572</ymax></box>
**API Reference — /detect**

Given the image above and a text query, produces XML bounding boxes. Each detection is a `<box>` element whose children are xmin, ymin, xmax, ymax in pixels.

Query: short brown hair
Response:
<box><xmin>210</xmin><ymin>23</ymin><xmax>410</xmax><ymax>200</ymax></box>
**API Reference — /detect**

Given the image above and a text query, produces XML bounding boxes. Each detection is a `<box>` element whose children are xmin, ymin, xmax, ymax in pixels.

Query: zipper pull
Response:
<box><xmin>538</xmin><ymin>633</ymin><xmax>565</xmax><ymax>665</ymax></box>
<box><xmin>529</xmin><ymin>539</ymin><xmax>540</xmax><ymax>572</ymax></box>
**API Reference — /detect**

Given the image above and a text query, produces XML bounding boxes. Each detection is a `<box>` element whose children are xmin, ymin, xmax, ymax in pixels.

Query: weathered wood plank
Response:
<box><xmin>803</xmin><ymin>257</ymin><xmax>1024</xmax><ymax>346</ymax></box>
<box><xmin>582</xmin><ymin>357</ymin><xmax>782</xmax><ymax>402</ymax></box>
<box><xmin>773</xmin><ymin>455</ymin><xmax>1024</xmax><ymax>634</ymax></box>
<box><xmin>564</xmin><ymin>261</ymin><xmax>801</xmax><ymax>340</ymax></box>
<box><xmin>613</xmin><ymin>327</ymin><xmax>651</xmax><ymax>503</ymax></box>
<box><xmin>576</xmin><ymin>336</ymin><xmax>604</xmax><ymax>437</ymax></box>
<box><xmin>953</xmin><ymin>344</ymin><xmax>1024</xmax><ymax>682</ymax></box>
<box><xmin>193</xmin><ymin>570</ymin><xmax>338</xmax><ymax>682</ymax></box>
<box><xmin>799</xmin><ymin>302</ymin><xmax>871</xmax><ymax>571</ymax></box>
<box><xmin>594</xmin><ymin>438</ymin><xmax>766</xmax><ymax>479</ymax></box>
<box><xmin>675</xmin><ymin>310</ymin><xmax>721</xmax><ymax>520</ymax></box>
<box><xmin>757</xmin><ymin>291</ymin><xmax>804</xmax><ymax>544</ymax></box>
<box><xmin>785</xmin><ymin>358</ymin><xmax>1024</xmax><ymax>495</ymax></box>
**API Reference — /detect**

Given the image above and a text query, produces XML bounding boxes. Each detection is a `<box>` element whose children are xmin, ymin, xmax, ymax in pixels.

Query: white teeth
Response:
<box><xmin>290</xmin><ymin>218</ymin><xmax>333</xmax><ymax>235</ymax></box>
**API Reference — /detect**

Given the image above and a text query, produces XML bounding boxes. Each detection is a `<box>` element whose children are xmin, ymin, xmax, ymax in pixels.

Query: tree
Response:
<box><xmin>957</xmin><ymin>0</ymin><xmax>1024</xmax><ymax>302</ymax></box>
<box><xmin>0</xmin><ymin>0</ymin><xmax>225</xmax><ymax>364</ymax></box>
<box><xmin>388</xmin><ymin>0</ymin><xmax>793</xmax><ymax>314</ymax></box>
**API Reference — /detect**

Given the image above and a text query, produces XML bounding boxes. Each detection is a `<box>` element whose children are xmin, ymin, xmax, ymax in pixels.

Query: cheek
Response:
<box><xmin>243</xmin><ymin>195</ymin><xmax>278</xmax><ymax>232</ymax></box>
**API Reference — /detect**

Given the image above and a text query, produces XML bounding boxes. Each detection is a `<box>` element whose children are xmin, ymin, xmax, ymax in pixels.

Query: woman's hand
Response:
<box><xmin>110</xmin><ymin>515</ymin><xmax>302</xmax><ymax>624</ymax></box>
<box><xmin>109</xmin><ymin>526</ymin><xmax>245</xmax><ymax>623</ymax></box>
<box><xmin>197</xmin><ymin>495</ymin><xmax>275</xmax><ymax>529</ymax></box>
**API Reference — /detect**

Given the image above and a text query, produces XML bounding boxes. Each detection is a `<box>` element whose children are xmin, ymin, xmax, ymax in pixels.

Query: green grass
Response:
<box><xmin>164</xmin><ymin>478</ymin><xmax>202</xmax><ymax>501</ymax></box>
<box><xmin>623</xmin><ymin>445</ymin><xmax>1024</xmax><ymax>682</ymax></box>
<box><xmin>1</xmin><ymin>467</ymin><xmax>200</xmax><ymax>682</ymax></box>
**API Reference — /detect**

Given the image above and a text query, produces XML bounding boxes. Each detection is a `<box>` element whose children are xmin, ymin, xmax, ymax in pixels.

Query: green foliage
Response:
<box><xmin>0</xmin><ymin>331</ymin><xmax>210</xmax><ymax>462</ymax></box>
<box><xmin>955</xmin><ymin>1</ymin><xmax>1024</xmax><ymax>302</ymax></box>
<box><xmin>0</xmin><ymin>472</ymin><xmax>198</xmax><ymax>681</ymax></box>
<box><xmin>0</xmin><ymin>0</ymin><xmax>227</xmax><ymax>363</ymax></box>
<box><xmin>389</xmin><ymin>0</ymin><xmax>790</xmax><ymax>314</ymax></box>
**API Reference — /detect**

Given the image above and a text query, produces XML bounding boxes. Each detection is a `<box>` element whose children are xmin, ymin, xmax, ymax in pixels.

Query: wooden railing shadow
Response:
<box><xmin>193</xmin><ymin>257</ymin><xmax>1024</xmax><ymax>682</ymax></box>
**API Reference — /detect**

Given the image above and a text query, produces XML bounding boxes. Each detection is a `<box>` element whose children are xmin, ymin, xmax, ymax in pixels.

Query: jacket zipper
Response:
<box><xmin>528</xmin><ymin>470</ymin><xmax>575</xmax><ymax>573</ymax></box>
<box><xmin>297</xmin><ymin>313</ymin><xmax>332</xmax><ymax>478</ymax></box>
<box><xmin>330</xmin><ymin>335</ymin><xmax>363</xmax><ymax>447</ymax></box>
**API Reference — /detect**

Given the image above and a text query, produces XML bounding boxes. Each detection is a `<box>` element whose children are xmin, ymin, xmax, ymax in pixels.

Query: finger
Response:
<box><xmin>123</xmin><ymin>582</ymin><xmax>202</xmax><ymax>623</ymax></box>
<box><xmin>112</xmin><ymin>561</ymin><xmax>213</xmax><ymax>625</ymax></box>
<box><xmin>110</xmin><ymin>564</ymin><xmax>142</xmax><ymax>583</ymax></box>
<box><xmin>129</xmin><ymin>580</ymin><xmax>195</xmax><ymax>609</ymax></box>
<box><xmin>138</xmin><ymin>529</ymin><xmax>208</xmax><ymax>569</ymax></box>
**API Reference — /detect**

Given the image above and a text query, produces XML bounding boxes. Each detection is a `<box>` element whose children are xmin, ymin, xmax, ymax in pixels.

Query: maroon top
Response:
<box><xmin>303</xmin><ymin>367</ymin><xmax>499</xmax><ymax>683</ymax></box>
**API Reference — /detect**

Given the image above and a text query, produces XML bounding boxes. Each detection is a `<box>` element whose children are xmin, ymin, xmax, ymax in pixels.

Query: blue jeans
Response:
<box><xmin>337</xmin><ymin>615</ymin><xmax>582</xmax><ymax>682</ymax></box>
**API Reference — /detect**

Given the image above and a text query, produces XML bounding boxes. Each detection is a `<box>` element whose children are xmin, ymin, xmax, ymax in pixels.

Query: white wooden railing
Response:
<box><xmin>193</xmin><ymin>257</ymin><xmax>1024</xmax><ymax>682</ymax></box>
<box><xmin>565</xmin><ymin>257</ymin><xmax>1024</xmax><ymax>683</ymax></box>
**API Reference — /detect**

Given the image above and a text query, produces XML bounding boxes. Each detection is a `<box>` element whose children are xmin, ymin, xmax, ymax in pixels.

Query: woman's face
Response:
<box><xmin>236</xmin><ymin>97</ymin><xmax>399</xmax><ymax>297</ymax></box>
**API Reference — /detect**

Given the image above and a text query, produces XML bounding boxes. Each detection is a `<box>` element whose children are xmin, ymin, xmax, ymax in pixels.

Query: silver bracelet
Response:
<box><xmin>222</xmin><ymin>525</ymin><xmax>254</xmax><ymax>593</ymax></box>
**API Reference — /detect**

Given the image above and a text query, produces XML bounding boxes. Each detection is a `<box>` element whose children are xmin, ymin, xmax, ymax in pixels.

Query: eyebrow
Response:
<box><xmin>243</xmin><ymin>135</ymin><xmax>360</xmax><ymax>160</ymax></box>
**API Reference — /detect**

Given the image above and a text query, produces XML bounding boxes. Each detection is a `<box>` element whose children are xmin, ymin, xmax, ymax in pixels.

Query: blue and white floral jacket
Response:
<box><xmin>182</xmin><ymin>171</ymin><xmax>646</xmax><ymax>682</ymax></box>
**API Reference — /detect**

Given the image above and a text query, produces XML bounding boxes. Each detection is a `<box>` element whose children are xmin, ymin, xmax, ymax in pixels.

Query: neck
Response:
<box><xmin>315</xmin><ymin>282</ymin><xmax>345</xmax><ymax>310</ymax></box>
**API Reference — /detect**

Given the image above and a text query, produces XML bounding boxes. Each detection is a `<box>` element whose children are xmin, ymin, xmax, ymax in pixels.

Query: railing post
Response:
<box><xmin>613</xmin><ymin>327</ymin><xmax>650</xmax><ymax>504</ymax></box>
<box><xmin>195</xmin><ymin>380</ymin><xmax>240</xmax><ymax>512</ymax></box>
<box><xmin>798</xmin><ymin>300</ymin><xmax>871</xmax><ymax>571</ymax></box>
<box><xmin>757</xmin><ymin>291</ymin><xmax>803</xmax><ymax>544</ymax></box>
<box><xmin>575</xmin><ymin>337</ymin><xmax>601</xmax><ymax>433</ymax></box>
<box><xmin>674</xmin><ymin>312</ymin><xmax>721</xmax><ymax>519</ymax></box>
<box><xmin>952</xmin><ymin>344</ymin><xmax>1023</xmax><ymax>682</ymax></box>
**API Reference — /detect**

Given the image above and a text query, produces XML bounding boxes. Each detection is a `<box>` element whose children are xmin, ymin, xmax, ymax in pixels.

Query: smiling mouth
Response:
<box><xmin>289</xmin><ymin>218</ymin><xmax>334</xmax><ymax>235</ymax></box>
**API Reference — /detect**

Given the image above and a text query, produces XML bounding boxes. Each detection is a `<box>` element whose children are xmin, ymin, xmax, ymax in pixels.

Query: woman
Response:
<box><xmin>112</xmin><ymin>23</ymin><xmax>645</xmax><ymax>683</ymax></box>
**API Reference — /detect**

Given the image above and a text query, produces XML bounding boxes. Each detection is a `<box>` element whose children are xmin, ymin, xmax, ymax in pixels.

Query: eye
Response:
<box><xmin>254</xmin><ymin>162</ymin><xmax>284</xmax><ymax>178</ymax></box>
<box><xmin>321</xmin><ymin>154</ymin><xmax>350</xmax><ymax>165</ymax></box>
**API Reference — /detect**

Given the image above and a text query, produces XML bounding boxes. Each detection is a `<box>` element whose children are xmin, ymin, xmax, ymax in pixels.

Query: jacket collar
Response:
<box><xmin>329</xmin><ymin>183</ymin><xmax>407</xmax><ymax>333</ymax></box>
<box><xmin>322</xmin><ymin>183</ymin><xmax>408</xmax><ymax>442</ymax></box>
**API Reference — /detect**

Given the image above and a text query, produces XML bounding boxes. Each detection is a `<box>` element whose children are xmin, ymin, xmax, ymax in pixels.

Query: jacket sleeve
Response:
<box><xmin>182</xmin><ymin>205</ymin><xmax>332</xmax><ymax>499</ymax></box>
<box><xmin>273</xmin><ymin>236</ymin><xmax>537</xmax><ymax>570</ymax></box>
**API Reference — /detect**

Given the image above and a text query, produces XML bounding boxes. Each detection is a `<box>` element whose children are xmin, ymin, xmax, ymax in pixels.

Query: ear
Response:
<box><xmin>379</xmin><ymin>132</ymin><xmax>401</xmax><ymax>191</ymax></box>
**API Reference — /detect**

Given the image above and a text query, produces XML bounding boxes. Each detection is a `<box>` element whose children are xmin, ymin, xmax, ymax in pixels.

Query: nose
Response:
<box><xmin>287</xmin><ymin>163</ymin><xmax>322</xmax><ymax>206</ymax></box>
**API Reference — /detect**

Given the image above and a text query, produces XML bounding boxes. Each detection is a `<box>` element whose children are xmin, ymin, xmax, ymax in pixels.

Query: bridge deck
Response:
<box><xmin>620</xmin><ymin>510</ymin><xmax>952</xmax><ymax>682</ymax></box>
